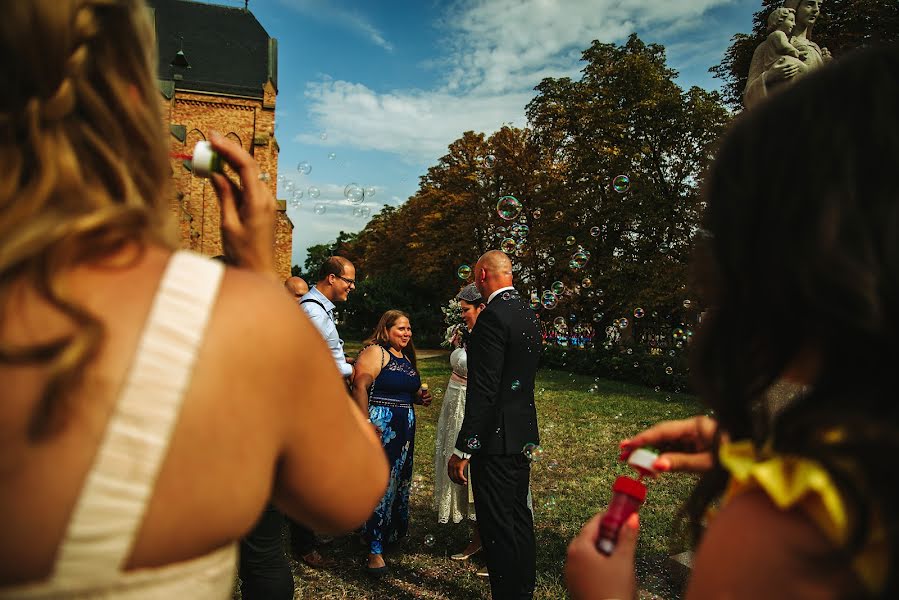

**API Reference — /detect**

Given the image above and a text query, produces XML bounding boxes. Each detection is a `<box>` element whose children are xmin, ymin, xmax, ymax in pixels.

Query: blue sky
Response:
<box><xmin>213</xmin><ymin>0</ymin><xmax>758</xmax><ymax>268</ymax></box>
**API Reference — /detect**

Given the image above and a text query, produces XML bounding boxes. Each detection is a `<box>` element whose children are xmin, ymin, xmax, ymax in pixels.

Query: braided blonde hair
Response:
<box><xmin>0</xmin><ymin>0</ymin><xmax>176</xmax><ymax>438</ymax></box>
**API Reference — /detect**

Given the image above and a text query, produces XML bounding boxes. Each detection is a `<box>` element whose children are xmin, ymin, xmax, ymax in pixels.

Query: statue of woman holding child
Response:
<box><xmin>744</xmin><ymin>0</ymin><xmax>833</xmax><ymax>109</ymax></box>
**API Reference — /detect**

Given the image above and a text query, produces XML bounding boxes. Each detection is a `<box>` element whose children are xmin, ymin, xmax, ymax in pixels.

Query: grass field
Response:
<box><xmin>266</xmin><ymin>351</ymin><xmax>704</xmax><ymax>599</ymax></box>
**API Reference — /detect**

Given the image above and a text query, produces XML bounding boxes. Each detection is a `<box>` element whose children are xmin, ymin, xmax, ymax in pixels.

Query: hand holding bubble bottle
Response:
<box><xmin>596</xmin><ymin>448</ymin><xmax>658</xmax><ymax>555</ymax></box>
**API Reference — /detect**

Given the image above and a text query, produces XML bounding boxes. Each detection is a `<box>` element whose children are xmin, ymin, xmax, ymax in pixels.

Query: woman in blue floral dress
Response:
<box><xmin>352</xmin><ymin>310</ymin><xmax>431</xmax><ymax>575</ymax></box>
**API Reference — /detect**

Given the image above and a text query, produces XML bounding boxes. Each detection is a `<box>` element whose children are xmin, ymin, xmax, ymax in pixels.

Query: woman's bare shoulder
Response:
<box><xmin>686</xmin><ymin>488</ymin><xmax>857</xmax><ymax>599</ymax></box>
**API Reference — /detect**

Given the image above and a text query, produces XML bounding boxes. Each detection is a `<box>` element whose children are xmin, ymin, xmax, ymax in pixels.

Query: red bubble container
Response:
<box><xmin>596</xmin><ymin>476</ymin><xmax>646</xmax><ymax>555</ymax></box>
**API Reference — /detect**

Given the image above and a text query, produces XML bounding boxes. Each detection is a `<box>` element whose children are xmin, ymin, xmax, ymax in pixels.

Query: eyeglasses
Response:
<box><xmin>336</xmin><ymin>275</ymin><xmax>356</xmax><ymax>286</ymax></box>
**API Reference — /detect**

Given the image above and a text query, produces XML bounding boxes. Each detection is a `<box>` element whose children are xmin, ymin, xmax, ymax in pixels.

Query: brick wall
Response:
<box><xmin>161</xmin><ymin>82</ymin><xmax>293</xmax><ymax>281</ymax></box>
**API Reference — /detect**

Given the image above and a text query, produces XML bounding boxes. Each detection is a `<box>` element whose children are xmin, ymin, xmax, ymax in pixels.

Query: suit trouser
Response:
<box><xmin>239</xmin><ymin>504</ymin><xmax>294</xmax><ymax>600</ymax></box>
<box><xmin>471</xmin><ymin>453</ymin><xmax>535</xmax><ymax>600</ymax></box>
<box><xmin>287</xmin><ymin>518</ymin><xmax>318</xmax><ymax>555</ymax></box>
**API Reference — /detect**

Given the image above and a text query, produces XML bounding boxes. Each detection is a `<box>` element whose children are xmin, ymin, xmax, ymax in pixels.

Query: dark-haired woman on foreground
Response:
<box><xmin>567</xmin><ymin>43</ymin><xmax>899</xmax><ymax>599</ymax></box>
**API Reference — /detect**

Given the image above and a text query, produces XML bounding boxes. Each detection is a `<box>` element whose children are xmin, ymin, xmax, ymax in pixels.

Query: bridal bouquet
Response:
<box><xmin>441</xmin><ymin>298</ymin><xmax>465</xmax><ymax>349</ymax></box>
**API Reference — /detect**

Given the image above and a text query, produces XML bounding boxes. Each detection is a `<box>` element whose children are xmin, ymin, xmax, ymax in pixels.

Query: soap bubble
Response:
<box><xmin>612</xmin><ymin>174</ymin><xmax>630</xmax><ymax>193</ymax></box>
<box><xmin>551</xmin><ymin>281</ymin><xmax>565</xmax><ymax>295</ymax></box>
<box><xmin>522</xmin><ymin>442</ymin><xmax>543</xmax><ymax>462</ymax></box>
<box><xmin>313</xmin><ymin>203</ymin><xmax>326</xmax><ymax>215</ymax></box>
<box><xmin>570</xmin><ymin>251</ymin><xmax>589</xmax><ymax>269</ymax></box>
<box><xmin>328</xmin><ymin>152</ymin><xmax>336</xmax><ymax>160</ymax></box>
<box><xmin>496</xmin><ymin>195</ymin><xmax>523</xmax><ymax>220</ymax></box>
<box><xmin>683</xmin><ymin>299</ymin><xmax>692</xmax><ymax>309</ymax></box>
<box><xmin>634</xmin><ymin>307</ymin><xmax>645</xmax><ymax>318</ymax></box>
<box><xmin>660</xmin><ymin>243</ymin><xmax>670</xmax><ymax>254</ymax></box>
<box><xmin>554</xmin><ymin>211</ymin><xmax>564</xmax><ymax>220</ymax></box>
<box><xmin>502</xmin><ymin>292</ymin><xmax>511</xmax><ymax>300</ymax></box>
<box><xmin>296</xmin><ymin>161</ymin><xmax>311</xmax><ymax>175</ymax></box>
<box><xmin>345</xmin><ymin>183</ymin><xmax>365</xmax><ymax>205</ymax></box>
<box><xmin>292</xmin><ymin>189</ymin><xmax>304</xmax><ymax>201</ymax></box>
<box><xmin>259</xmin><ymin>172</ymin><xmax>271</xmax><ymax>183</ymax></box>
<box><xmin>485</xmin><ymin>154</ymin><xmax>496</xmax><ymax>167</ymax></box>
<box><xmin>553</xmin><ymin>316</ymin><xmax>567</xmax><ymax>332</ymax></box>
<box><xmin>672</xmin><ymin>327</ymin><xmax>686</xmax><ymax>341</ymax></box>
<box><xmin>511</xmin><ymin>380</ymin><xmax>521</xmax><ymax>391</ymax></box>
<box><xmin>581</xmin><ymin>278</ymin><xmax>592</xmax><ymax>288</ymax></box>
<box><xmin>617</xmin><ymin>318</ymin><xmax>629</xmax><ymax>329</ymax></box>
<box><xmin>541</xmin><ymin>291</ymin><xmax>558</xmax><ymax>310</ymax></box>
<box><xmin>288</xmin><ymin>197</ymin><xmax>301</xmax><ymax>209</ymax></box>
<box><xmin>566</xmin><ymin>236</ymin><xmax>576</xmax><ymax>246</ymax></box>
<box><xmin>319</xmin><ymin>132</ymin><xmax>327</xmax><ymax>140</ymax></box>
<box><xmin>307</xmin><ymin>186</ymin><xmax>320</xmax><ymax>198</ymax></box>
<box><xmin>364</xmin><ymin>186</ymin><xmax>376</xmax><ymax>198</ymax></box>
<box><xmin>352</xmin><ymin>206</ymin><xmax>371</xmax><ymax>218</ymax></box>
<box><xmin>466</xmin><ymin>437</ymin><xmax>481</xmax><ymax>450</ymax></box>
<box><xmin>592</xmin><ymin>312</ymin><xmax>603</xmax><ymax>322</ymax></box>
<box><xmin>457</xmin><ymin>265</ymin><xmax>472</xmax><ymax>279</ymax></box>
<box><xmin>501</xmin><ymin>237</ymin><xmax>517</xmax><ymax>254</ymax></box>
<box><xmin>532</xmin><ymin>209</ymin><xmax>542</xmax><ymax>219</ymax></box>
<box><xmin>590</xmin><ymin>226</ymin><xmax>601</xmax><ymax>237</ymax></box>
<box><xmin>665</xmin><ymin>366</ymin><xmax>674</xmax><ymax>375</ymax></box>
<box><xmin>546</xmin><ymin>257</ymin><xmax>556</xmax><ymax>266</ymax></box>
<box><xmin>424</xmin><ymin>534</ymin><xmax>435</xmax><ymax>547</ymax></box>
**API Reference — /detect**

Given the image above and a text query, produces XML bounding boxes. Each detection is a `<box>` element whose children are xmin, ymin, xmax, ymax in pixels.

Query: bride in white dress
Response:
<box><xmin>433</xmin><ymin>284</ymin><xmax>485</xmax><ymax>562</ymax></box>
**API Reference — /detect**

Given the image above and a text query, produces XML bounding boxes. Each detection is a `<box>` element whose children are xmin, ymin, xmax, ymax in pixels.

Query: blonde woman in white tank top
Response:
<box><xmin>0</xmin><ymin>2</ymin><xmax>388</xmax><ymax>596</ymax></box>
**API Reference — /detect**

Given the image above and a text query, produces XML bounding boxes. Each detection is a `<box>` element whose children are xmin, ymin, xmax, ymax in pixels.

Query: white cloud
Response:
<box><xmin>296</xmin><ymin>81</ymin><xmax>532</xmax><ymax>161</ymax></box>
<box><xmin>298</xmin><ymin>0</ymin><xmax>736</xmax><ymax>164</ymax></box>
<box><xmin>277</xmin><ymin>0</ymin><xmax>393</xmax><ymax>52</ymax></box>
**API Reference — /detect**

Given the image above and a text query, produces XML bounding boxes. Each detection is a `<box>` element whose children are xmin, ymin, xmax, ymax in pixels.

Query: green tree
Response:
<box><xmin>303</xmin><ymin>243</ymin><xmax>333</xmax><ymax>279</ymax></box>
<box><xmin>525</xmin><ymin>34</ymin><xmax>730</xmax><ymax>329</ymax></box>
<box><xmin>329</xmin><ymin>34</ymin><xmax>729</xmax><ymax>344</ymax></box>
<box><xmin>711</xmin><ymin>0</ymin><xmax>899</xmax><ymax>109</ymax></box>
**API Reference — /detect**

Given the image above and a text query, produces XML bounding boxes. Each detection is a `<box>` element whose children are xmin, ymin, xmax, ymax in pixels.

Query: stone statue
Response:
<box><xmin>744</xmin><ymin>0</ymin><xmax>833</xmax><ymax>109</ymax></box>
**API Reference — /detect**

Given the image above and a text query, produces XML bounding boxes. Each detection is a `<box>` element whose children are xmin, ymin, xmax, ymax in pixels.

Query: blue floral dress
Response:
<box><xmin>364</xmin><ymin>348</ymin><xmax>421</xmax><ymax>555</ymax></box>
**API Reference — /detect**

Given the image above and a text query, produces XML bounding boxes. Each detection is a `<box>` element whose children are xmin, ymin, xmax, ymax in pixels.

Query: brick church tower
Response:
<box><xmin>147</xmin><ymin>0</ymin><xmax>293</xmax><ymax>279</ymax></box>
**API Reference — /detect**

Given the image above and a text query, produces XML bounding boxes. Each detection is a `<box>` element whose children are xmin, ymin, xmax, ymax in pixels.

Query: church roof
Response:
<box><xmin>147</xmin><ymin>0</ymin><xmax>277</xmax><ymax>99</ymax></box>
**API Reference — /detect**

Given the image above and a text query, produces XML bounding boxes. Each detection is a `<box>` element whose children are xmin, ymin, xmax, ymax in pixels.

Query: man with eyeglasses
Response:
<box><xmin>288</xmin><ymin>256</ymin><xmax>357</xmax><ymax>568</ymax></box>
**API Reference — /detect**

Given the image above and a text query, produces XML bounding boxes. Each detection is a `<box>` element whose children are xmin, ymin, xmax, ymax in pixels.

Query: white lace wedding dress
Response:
<box><xmin>433</xmin><ymin>346</ymin><xmax>477</xmax><ymax>523</ymax></box>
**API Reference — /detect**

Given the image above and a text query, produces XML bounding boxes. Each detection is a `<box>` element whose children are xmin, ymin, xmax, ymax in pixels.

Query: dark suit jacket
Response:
<box><xmin>455</xmin><ymin>288</ymin><xmax>541</xmax><ymax>455</ymax></box>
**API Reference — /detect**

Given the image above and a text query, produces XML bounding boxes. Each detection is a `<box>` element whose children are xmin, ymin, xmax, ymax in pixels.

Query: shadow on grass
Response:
<box><xmin>232</xmin><ymin>355</ymin><xmax>697</xmax><ymax>599</ymax></box>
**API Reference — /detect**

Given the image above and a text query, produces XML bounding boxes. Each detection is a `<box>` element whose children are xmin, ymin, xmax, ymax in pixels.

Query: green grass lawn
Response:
<box><xmin>277</xmin><ymin>352</ymin><xmax>702</xmax><ymax>599</ymax></box>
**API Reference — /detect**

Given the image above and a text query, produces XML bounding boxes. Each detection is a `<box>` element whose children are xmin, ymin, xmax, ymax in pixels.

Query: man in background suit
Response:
<box><xmin>448</xmin><ymin>250</ymin><xmax>542</xmax><ymax>599</ymax></box>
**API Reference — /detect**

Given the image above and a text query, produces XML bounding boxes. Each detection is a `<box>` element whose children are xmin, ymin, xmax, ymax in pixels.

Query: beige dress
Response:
<box><xmin>0</xmin><ymin>251</ymin><xmax>237</xmax><ymax>599</ymax></box>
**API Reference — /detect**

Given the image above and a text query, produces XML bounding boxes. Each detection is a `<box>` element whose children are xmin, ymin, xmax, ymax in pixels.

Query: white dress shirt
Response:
<box><xmin>299</xmin><ymin>286</ymin><xmax>353</xmax><ymax>378</ymax></box>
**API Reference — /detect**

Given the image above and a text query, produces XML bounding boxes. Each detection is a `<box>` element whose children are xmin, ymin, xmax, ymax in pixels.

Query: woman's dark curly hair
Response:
<box><xmin>685</xmin><ymin>43</ymin><xmax>899</xmax><ymax>597</ymax></box>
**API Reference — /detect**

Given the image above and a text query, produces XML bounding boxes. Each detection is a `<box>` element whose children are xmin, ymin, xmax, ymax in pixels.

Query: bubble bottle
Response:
<box><xmin>190</xmin><ymin>140</ymin><xmax>223</xmax><ymax>178</ymax></box>
<box><xmin>596</xmin><ymin>448</ymin><xmax>658</xmax><ymax>555</ymax></box>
